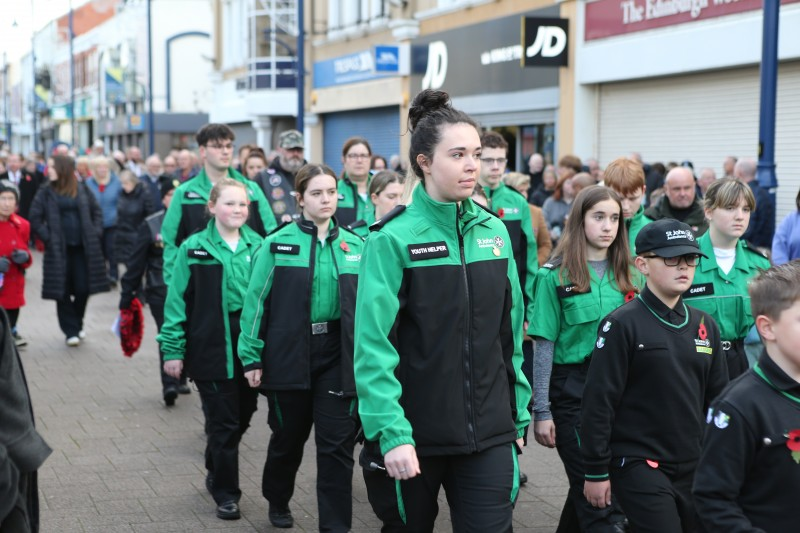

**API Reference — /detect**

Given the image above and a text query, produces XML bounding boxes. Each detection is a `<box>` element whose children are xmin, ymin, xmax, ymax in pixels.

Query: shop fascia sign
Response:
<box><xmin>586</xmin><ymin>0</ymin><xmax>800</xmax><ymax>41</ymax></box>
<box><xmin>313</xmin><ymin>45</ymin><xmax>409</xmax><ymax>89</ymax></box>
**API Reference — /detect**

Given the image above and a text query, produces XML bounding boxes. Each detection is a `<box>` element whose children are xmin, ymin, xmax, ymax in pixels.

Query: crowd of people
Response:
<box><xmin>1</xmin><ymin>88</ymin><xmax>800</xmax><ymax>532</ymax></box>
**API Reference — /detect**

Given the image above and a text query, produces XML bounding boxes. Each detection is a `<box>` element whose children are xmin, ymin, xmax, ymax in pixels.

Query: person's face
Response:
<box><xmin>201</xmin><ymin>139</ymin><xmax>234</xmax><ymax>171</ymax></box>
<box><xmin>706</xmin><ymin>197</ymin><xmax>751</xmax><ymax>241</ymax></box>
<box><xmin>164</xmin><ymin>157</ymin><xmax>177</xmax><ymax>174</ymax></box>
<box><xmin>419</xmin><ymin>123</ymin><xmax>481</xmax><ymax>204</ymax></box>
<box><xmin>543</xmin><ymin>170</ymin><xmax>557</xmax><ymax>189</ymax></box>
<box><xmin>371</xmin><ymin>158</ymin><xmax>387</xmax><ymax>171</ymax></box>
<box><xmin>94</xmin><ymin>164</ymin><xmax>109</xmax><ymax>181</ymax></box>
<box><xmin>371</xmin><ymin>182</ymin><xmax>404</xmax><ymax>219</ymax></box>
<box><xmin>121</xmin><ymin>177</ymin><xmax>136</xmax><ymax>194</ymax></box>
<box><xmin>665</xmin><ymin>170</ymin><xmax>696</xmax><ymax>209</ymax></box>
<box><xmin>589</xmin><ymin>161</ymin><xmax>601</xmax><ymax>180</ymax></box>
<box><xmin>76</xmin><ymin>161</ymin><xmax>90</xmax><ymax>177</ymax></box>
<box><xmin>757</xmin><ymin>300</ymin><xmax>800</xmax><ymax>372</ymax></box>
<box><xmin>162</xmin><ymin>189</ymin><xmax>175</xmax><ymax>209</ymax></box>
<box><xmin>129</xmin><ymin>147</ymin><xmax>141</xmax><ymax>162</ymax></box>
<box><xmin>0</xmin><ymin>191</ymin><xmax>17</xmax><ymax>218</ymax></box>
<box><xmin>279</xmin><ymin>147</ymin><xmax>304</xmax><ymax>173</ymax></box>
<box><xmin>636</xmin><ymin>253</ymin><xmax>698</xmax><ymax>298</ymax></box>
<box><xmin>7</xmin><ymin>155</ymin><xmax>21</xmax><ymax>173</ymax></box>
<box><xmin>562</xmin><ymin>178</ymin><xmax>575</xmax><ymax>199</ymax></box>
<box><xmin>479</xmin><ymin>146</ymin><xmax>507</xmax><ymax>189</ymax></box>
<box><xmin>614</xmin><ymin>186</ymin><xmax>645</xmax><ymax>219</ymax></box>
<box><xmin>723</xmin><ymin>158</ymin><xmax>735</xmax><ymax>175</ymax></box>
<box><xmin>146</xmin><ymin>159</ymin><xmax>162</xmax><ymax>176</ymax></box>
<box><xmin>209</xmin><ymin>186</ymin><xmax>249</xmax><ymax>231</ymax></box>
<box><xmin>343</xmin><ymin>143</ymin><xmax>371</xmax><ymax>181</ymax></box>
<box><xmin>528</xmin><ymin>154</ymin><xmax>543</xmax><ymax>174</ymax></box>
<box><xmin>245</xmin><ymin>158</ymin><xmax>266</xmax><ymax>179</ymax></box>
<box><xmin>584</xmin><ymin>199</ymin><xmax>620</xmax><ymax>254</ymax></box>
<box><xmin>513</xmin><ymin>183</ymin><xmax>530</xmax><ymax>199</ymax></box>
<box><xmin>178</xmin><ymin>152</ymin><xmax>191</xmax><ymax>170</ymax></box>
<box><xmin>299</xmin><ymin>174</ymin><xmax>338</xmax><ymax>224</ymax></box>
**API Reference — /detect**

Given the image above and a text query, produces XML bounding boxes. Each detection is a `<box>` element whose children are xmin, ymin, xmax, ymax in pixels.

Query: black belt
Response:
<box><xmin>721</xmin><ymin>339</ymin><xmax>744</xmax><ymax>351</ymax></box>
<box><xmin>311</xmin><ymin>320</ymin><xmax>340</xmax><ymax>335</ymax></box>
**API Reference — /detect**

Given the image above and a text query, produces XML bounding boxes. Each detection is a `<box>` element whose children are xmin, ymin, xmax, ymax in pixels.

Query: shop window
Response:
<box><xmin>328</xmin><ymin>0</ymin><xmax>389</xmax><ymax>33</ymax></box>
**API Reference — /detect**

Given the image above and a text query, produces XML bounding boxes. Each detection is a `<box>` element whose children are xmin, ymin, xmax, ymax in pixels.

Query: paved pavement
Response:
<box><xmin>17</xmin><ymin>251</ymin><xmax>568</xmax><ymax>532</ymax></box>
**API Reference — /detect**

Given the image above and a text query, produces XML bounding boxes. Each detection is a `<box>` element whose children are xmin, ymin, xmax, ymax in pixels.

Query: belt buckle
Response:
<box><xmin>721</xmin><ymin>340</ymin><xmax>732</xmax><ymax>351</ymax></box>
<box><xmin>312</xmin><ymin>322</ymin><xmax>328</xmax><ymax>335</ymax></box>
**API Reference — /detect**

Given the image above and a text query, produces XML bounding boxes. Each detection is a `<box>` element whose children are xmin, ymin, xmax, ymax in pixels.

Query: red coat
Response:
<box><xmin>0</xmin><ymin>214</ymin><xmax>33</xmax><ymax>309</ymax></box>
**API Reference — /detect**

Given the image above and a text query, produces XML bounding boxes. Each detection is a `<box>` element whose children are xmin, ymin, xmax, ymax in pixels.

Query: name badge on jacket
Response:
<box><xmin>408</xmin><ymin>242</ymin><xmax>449</xmax><ymax>261</ymax></box>
<box><xmin>270</xmin><ymin>243</ymin><xmax>300</xmax><ymax>255</ymax></box>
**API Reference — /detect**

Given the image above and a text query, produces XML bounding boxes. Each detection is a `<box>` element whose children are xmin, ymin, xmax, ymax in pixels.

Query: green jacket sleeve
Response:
<box><xmin>160</xmin><ymin>189</ymin><xmax>184</xmax><ymax>286</ymax></box>
<box><xmin>156</xmin><ymin>241</ymin><xmax>192</xmax><ymax>360</ymax></box>
<box><xmin>353</xmin><ymin>231</ymin><xmax>416</xmax><ymax>455</ymax></box>
<box><xmin>238</xmin><ymin>243</ymin><xmax>277</xmax><ymax>371</ymax></box>
<box><xmin>505</xmin><ymin>242</ymin><xmax>532</xmax><ymax>437</ymax></box>
<box><xmin>520</xmin><ymin>202</ymin><xmax>538</xmax><ymax>324</ymax></box>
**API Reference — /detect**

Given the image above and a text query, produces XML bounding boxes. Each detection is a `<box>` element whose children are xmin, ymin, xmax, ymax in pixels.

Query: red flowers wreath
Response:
<box><xmin>119</xmin><ymin>298</ymin><xmax>144</xmax><ymax>357</ymax></box>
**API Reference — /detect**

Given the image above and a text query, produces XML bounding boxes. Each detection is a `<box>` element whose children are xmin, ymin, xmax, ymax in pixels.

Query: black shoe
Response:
<box><xmin>205</xmin><ymin>472</ymin><xmax>214</xmax><ymax>495</ymax></box>
<box><xmin>269</xmin><ymin>505</ymin><xmax>294</xmax><ymax>528</ymax></box>
<box><xmin>216</xmin><ymin>501</ymin><xmax>240</xmax><ymax>520</ymax></box>
<box><xmin>163</xmin><ymin>386</ymin><xmax>178</xmax><ymax>407</ymax></box>
<box><xmin>177</xmin><ymin>383</ymin><xmax>191</xmax><ymax>394</ymax></box>
<box><xmin>519</xmin><ymin>471</ymin><xmax>528</xmax><ymax>485</ymax></box>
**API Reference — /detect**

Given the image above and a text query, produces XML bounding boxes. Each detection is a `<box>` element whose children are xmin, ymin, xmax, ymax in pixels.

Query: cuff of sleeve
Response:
<box><xmin>238</xmin><ymin>333</ymin><xmax>265</xmax><ymax>367</ymax></box>
<box><xmin>584</xmin><ymin>465</ymin><xmax>610</xmax><ymax>480</ymax></box>
<box><xmin>243</xmin><ymin>362</ymin><xmax>263</xmax><ymax>373</ymax></box>
<box><xmin>533</xmin><ymin>410</ymin><xmax>553</xmax><ymax>421</ymax></box>
<box><xmin>162</xmin><ymin>354</ymin><xmax>183</xmax><ymax>361</ymax></box>
<box><xmin>379</xmin><ymin>435</ymin><xmax>416</xmax><ymax>456</ymax></box>
<box><xmin>516</xmin><ymin>427</ymin><xmax>526</xmax><ymax>439</ymax></box>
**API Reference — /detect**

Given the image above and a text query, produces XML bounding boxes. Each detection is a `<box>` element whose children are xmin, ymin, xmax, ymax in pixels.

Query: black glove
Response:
<box><xmin>0</xmin><ymin>257</ymin><xmax>9</xmax><ymax>273</ymax></box>
<box><xmin>119</xmin><ymin>295</ymin><xmax>133</xmax><ymax>311</ymax></box>
<box><xmin>10</xmin><ymin>249</ymin><xmax>30</xmax><ymax>265</ymax></box>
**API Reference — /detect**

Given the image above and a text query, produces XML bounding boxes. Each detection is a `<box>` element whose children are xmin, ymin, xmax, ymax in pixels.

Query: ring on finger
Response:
<box><xmin>398</xmin><ymin>468</ymin><xmax>407</xmax><ymax>473</ymax></box>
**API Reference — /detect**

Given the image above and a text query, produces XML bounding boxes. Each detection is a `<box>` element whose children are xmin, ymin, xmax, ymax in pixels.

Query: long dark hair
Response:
<box><xmin>51</xmin><ymin>155</ymin><xmax>78</xmax><ymax>198</ymax></box>
<box><xmin>551</xmin><ymin>186</ymin><xmax>636</xmax><ymax>294</ymax></box>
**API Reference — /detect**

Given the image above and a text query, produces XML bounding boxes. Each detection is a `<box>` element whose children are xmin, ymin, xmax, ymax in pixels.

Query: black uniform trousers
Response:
<box><xmin>101</xmin><ymin>226</ymin><xmax>117</xmax><ymax>281</ymax></box>
<box><xmin>610</xmin><ymin>458</ymin><xmax>697</xmax><ymax>533</ymax></box>
<box><xmin>194</xmin><ymin>312</ymin><xmax>259</xmax><ymax>505</ymax></box>
<box><xmin>56</xmin><ymin>246</ymin><xmax>89</xmax><ymax>338</ymax></box>
<box><xmin>723</xmin><ymin>339</ymin><xmax>748</xmax><ymax>380</ymax></box>
<box><xmin>262</xmin><ymin>328</ymin><xmax>357</xmax><ymax>533</ymax></box>
<box><xmin>550</xmin><ymin>362</ymin><xmax>626</xmax><ymax>533</ymax></box>
<box><xmin>366</xmin><ymin>442</ymin><xmax>518</xmax><ymax>533</ymax></box>
<box><xmin>149</xmin><ymin>302</ymin><xmax>181</xmax><ymax>390</ymax></box>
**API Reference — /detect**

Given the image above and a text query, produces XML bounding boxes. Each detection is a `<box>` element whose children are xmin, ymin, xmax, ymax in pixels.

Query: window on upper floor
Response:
<box><xmin>328</xmin><ymin>0</ymin><xmax>389</xmax><ymax>34</ymax></box>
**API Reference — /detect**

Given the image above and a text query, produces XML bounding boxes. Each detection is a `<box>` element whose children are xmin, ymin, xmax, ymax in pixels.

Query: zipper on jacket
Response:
<box><xmin>457</xmin><ymin>209</ymin><xmax>478</xmax><ymax>452</ymax></box>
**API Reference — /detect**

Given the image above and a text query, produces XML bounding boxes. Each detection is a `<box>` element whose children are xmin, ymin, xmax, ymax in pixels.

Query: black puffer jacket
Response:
<box><xmin>28</xmin><ymin>183</ymin><xmax>109</xmax><ymax>300</ymax></box>
<box><xmin>115</xmin><ymin>183</ymin><xmax>155</xmax><ymax>265</ymax></box>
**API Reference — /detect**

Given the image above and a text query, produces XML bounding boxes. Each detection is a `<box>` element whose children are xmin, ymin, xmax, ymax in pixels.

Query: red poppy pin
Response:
<box><xmin>698</xmin><ymin>317</ymin><xmax>708</xmax><ymax>341</ymax></box>
<box><xmin>624</xmin><ymin>290</ymin><xmax>636</xmax><ymax>303</ymax></box>
<box><xmin>787</xmin><ymin>429</ymin><xmax>800</xmax><ymax>464</ymax></box>
<box><xmin>497</xmin><ymin>208</ymin><xmax>505</xmax><ymax>219</ymax></box>
<box><xmin>340</xmin><ymin>241</ymin><xmax>350</xmax><ymax>253</ymax></box>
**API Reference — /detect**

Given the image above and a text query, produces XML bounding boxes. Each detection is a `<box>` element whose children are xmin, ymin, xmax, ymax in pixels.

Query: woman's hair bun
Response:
<box><xmin>408</xmin><ymin>89</ymin><xmax>452</xmax><ymax>131</ymax></box>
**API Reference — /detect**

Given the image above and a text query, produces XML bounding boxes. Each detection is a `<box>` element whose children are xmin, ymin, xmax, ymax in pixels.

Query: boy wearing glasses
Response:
<box><xmin>580</xmin><ymin>219</ymin><xmax>729</xmax><ymax>532</ymax></box>
<box><xmin>162</xmin><ymin>123</ymin><xmax>277</xmax><ymax>282</ymax></box>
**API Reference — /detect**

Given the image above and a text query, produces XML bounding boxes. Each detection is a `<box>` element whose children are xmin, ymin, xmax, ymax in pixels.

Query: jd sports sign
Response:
<box><xmin>522</xmin><ymin>18</ymin><xmax>569</xmax><ymax>67</ymax></box>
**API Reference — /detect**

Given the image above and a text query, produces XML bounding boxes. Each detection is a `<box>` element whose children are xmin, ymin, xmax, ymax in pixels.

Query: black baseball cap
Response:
<box><xmin>635</xmin><ymin>219</ymin><xmax>708</xmax><ymax>258</ymax></box>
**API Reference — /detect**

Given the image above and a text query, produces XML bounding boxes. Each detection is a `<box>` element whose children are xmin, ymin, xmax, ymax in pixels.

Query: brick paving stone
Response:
<box><xmin>17</xmin><ymin>251</ymin><xmax>568</xmax><ymax>532</ymax></box>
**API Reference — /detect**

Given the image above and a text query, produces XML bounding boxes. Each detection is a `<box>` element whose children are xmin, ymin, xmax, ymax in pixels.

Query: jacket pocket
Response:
<box><xmin>563</xmin><ymin>302</ymin><xmax>601</xmax><ymax>326</ymax></box>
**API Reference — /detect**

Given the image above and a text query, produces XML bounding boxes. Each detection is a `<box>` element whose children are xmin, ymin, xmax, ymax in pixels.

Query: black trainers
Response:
<box><xmin>163</xmin><ymin>386</ymin><xmax>178</xmax><ymax>407</ymax></box>
<box><xmin>269</xmin><ymin>504</ymin><xmax>294</xmax><ymax>528</ymax></box>
<box><xmin>177</xmin><ymin>383</ymin><xmax>191</xmax><ymax>395</ymax></box>
<box><xmin>216</xmin><ymin>501</ymin><xmax>240</xmax><ymax>520</ymax></box>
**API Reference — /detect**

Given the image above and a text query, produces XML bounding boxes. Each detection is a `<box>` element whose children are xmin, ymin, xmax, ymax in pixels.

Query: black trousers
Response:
<box><xmin>101</xmin><ymin>226</ymin><xmax>117</xmax><ymax>281</ymax></box>
<box><xmin>610</xmin><ymin>458</ymin><xmax>697</xmax><ymax>533</ymax></box>
<box><xmin>5</xmin><ymin>308</ymin><xmax>20</xmax><ymax>330</ymax></box>
<box><xmin>194</xmin><ymin>314</ymin><xmax>258</xmax><ymax>505</ymax></box>
<box><xmin>149</xmin><ymin>301</ymin><xmax>179</xmax><ymax>390</ymax></box>
<box><xmin>550</xmin><ymin>363</ymin><xmax>626</xmax><ymax>533</ymax></box>
<box><xmin>723</xmin><ymin>340</ymin><xmax>748</xmax><ymax>380</ymax></box>
<box><xmin>361</xmin><ymin>439</ymin><xmax>405</xmax><ymax>533</ymax></box>
<box><xmin>262</xmin><ymin>331</ymin><xmax>357</xmax><ymax>533</ymax></box>
<box><xmin>55</xmin><ymin>246</ymin><xmax>89</xmax><ymax>338</ymax></box>
<box><xmin>368</xmin><ymin>443</ymin><xmax>518</xmax><ymax>533</ymax></box>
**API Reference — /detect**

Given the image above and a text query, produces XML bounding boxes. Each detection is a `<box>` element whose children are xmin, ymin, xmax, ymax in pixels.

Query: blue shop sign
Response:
<box><xmin>313</xmin><ymin>46</ymin><xmax>401</xmax><ymax>89</ymax></box>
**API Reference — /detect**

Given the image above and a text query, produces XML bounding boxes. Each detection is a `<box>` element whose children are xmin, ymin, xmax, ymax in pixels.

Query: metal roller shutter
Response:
<box><xmin>596</xmin><ymin>62</ymin><xmax>800</xmax><ymax>220</ymax></box>
<box><xmin>322</xmin><ymin>106</ymin><xmax>401</xmax><ymax>175</ymax></box>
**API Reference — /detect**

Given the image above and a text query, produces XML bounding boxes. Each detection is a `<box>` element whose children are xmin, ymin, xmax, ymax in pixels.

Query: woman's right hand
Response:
<box><xmin>383</xmin><ymin>444</ymin><xmax>421</xmax><ymax>480</ymax></box>
<box><xmin>163</xmin><ymin>360</ymin><xmax>183</xmax><ymax>379</ymax></box>
<box><xmin>244</xmin><ymin>369</ymin><xmax>262</xmax><ymax>388</ymax></box>
<box><xmin>534</xmin><ymin>420</ymin><xmax>556</xmax><ymax>448</ymax></box>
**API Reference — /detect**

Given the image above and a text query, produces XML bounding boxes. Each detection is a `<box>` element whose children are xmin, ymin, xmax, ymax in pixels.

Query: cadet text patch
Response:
<box><xmin>185</xmin><ymin>191</ymin><xmax>202</xmax><ymax>199</ymax></box>
<box><xmin>270</xmin><ymin>243</ymin><xmax>300</xmax><ymax>255</ymax></box>
<box><xmin>684</xmin><ymin>283</ymin><xmax>714</xmax><ymax>297</ymax></box>
<box><xmin>188</xmin><ymin>249</ymin><xmax>211</xmax><ymax>259</ymax></box>
<box><xmin>557</xmin><ymin>284</ymin><xmax>588</xmax><ymax>298</ymax></box>
<box><xmin>408</xmin><ymin>242</ymin><xmax>449</xmax><ymax>261</ymax></box>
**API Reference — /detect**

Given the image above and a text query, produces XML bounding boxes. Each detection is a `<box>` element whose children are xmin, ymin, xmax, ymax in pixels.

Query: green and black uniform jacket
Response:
<box><xmin>161</xmin><ymin>167</ymin><xmax>276</xmax><ymax>283</ymax></box>
<box><xmin>683</xmin><ymin>233</ymin><xmax>770</xmax><ymax>341</ymax></box>
<box><xmin>626</xmin><ymin>205</ymin><xmax>653</xmax><ymax>255</ymax></box>
<box><xmin>337</xmin><ymin>174</ymin><xmax>374</xmax><ymax>228</ymax></box>
<box><xmin>238</xmin><ymin>218</ymin><xmax>364</xmax><ymax>395</ymax></box>
<box><xmin>354</xmin><ymin>185</ymin><xmax>531</xmax><ymax>457</ymax></box>
<box><xmin>157</xmin><ymin>220</ymin><xmax>262</xmax><ymax>381</ymax></box>
<box><xmin>484</xmin><ymin>182</ymin><xmax>538</xmax><ymax>321</ymax></box>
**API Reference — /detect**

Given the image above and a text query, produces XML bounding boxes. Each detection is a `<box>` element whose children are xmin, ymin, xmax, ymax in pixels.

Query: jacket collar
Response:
<box><xmin>640</xmin><ymin>284</ymin><xmax>686</xmax><ymax>324</ymax></box>
<box><xmin>411</xmin><ymin>183</ymin><xmax>489</xmax><ymax>230</ymax></box>
<box><xmin>757</xmin><ymin>352</ymin><xmax>800</xmax><ymax>401</ymax></box>
<box><xmin>297</xmin><ymin>216</ymin><xmax>340</xmax><ymax>242</ymax></box>
<box><xmin>698</xmin><ymin>233</ymin><xmax>749</xmax><ymax>274</ymax></box>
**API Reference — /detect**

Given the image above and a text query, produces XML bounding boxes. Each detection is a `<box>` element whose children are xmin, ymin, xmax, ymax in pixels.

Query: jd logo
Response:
<box><xmin>422</xmin><ymin>41</ymin><xmax>448</xmax><ymax>90</ymax></box>
<box><xmin>523</xmin><ymin>18</ymin><xmax>569</xmax><ymax>67</ymax></box>
<box><xmin>526</xmin><ymin>26</ymin><xmax>567</xmax><ymax>59</ymax></box>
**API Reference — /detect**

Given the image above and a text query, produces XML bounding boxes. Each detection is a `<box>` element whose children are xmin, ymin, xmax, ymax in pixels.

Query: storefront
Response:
<box><xmin>410</xmin><ymin>5</ymin><xmax>563</xmax><ymax>171</ymax></box>
<box><xmin>574</xmin><ymin>0</ymin><xmax>800</xmax><ymax>219</ymax></box>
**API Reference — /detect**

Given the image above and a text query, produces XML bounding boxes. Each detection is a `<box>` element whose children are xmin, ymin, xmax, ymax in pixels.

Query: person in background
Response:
<box><xmin>735</xmin><ymin>158</ymin><xmax>775</xmax><ymax>250</ymax></box>
<box><xmin>645</xmin><ymin>166</ymin><xmax>708</xmax><ymax>236</ymax></box>
<box><xmin>256</xmin><ymin>130</ymin><xmax>306</xmax><ymax>224</ymax></box>
<box><xmin>697</xmin><ymin>167</ymin><xmax>716</xmax><ymax>197</ymax></box>
<box><xmin>110</xmin><ymin>150</ymin><xmax>127</xmax><ymax>174</ymax></box>
<box><xmin>346</xmin><ymin>169</ymin><xmax>404</xmax><ymax>238</ymax></box>
<box><xmin>527</xmin><ymin>153</ymin><xmax>545</xmax><ymax>198</ymax></box>
<box><xmin>243</xmin><ymin>149</ymin><xmax>268</xmax><ymax>181</ymax></box>
<box><xmin>0</xmin><ymin>180</ymin><xmax>33</xmax><ymax>347</ymax></box>
<box><xmin>337</xmin><ymin>137</ymin><xmax>374</xmax><ymax>228</ymax></box>
<box><xmin>772</xmin><ymin>187</ymin><xmax>800</xmax><ymax>265</ymax></box>
<box><xmin>570</xmin><ymin>173</ymin><xmax>596</xmax><ymax>197</ymax></box>
<box><xmin>114</xmin><ymin>170</ymin><xmax>155</xmax><ymax>272</ymax></box>
<box><xmin>125</xmin><ymin>146</ymin><xmax>144</xmax><ymax>177</ymax></box>
<box><xmin>163</xmin><ymin>155</ymin><xmax>178</xmax><ymax>177</ymax></box>
<box><xmin>557</xmin><ymin>154</ymin><xmax>582</xmax><ymax>183</ymax></box>
<box><xmin>602</xmin><ymin>157</ymin><xmax>654</xmax><ymax>252</ymax></box>
<box><xmin>176</xmin><ymin>149</ymin><xmax>198</xmax><ymax>182</ymax></box>
<box><xmin>86</xmin><ymin>156</ymin><xmax>123</xmax><ymax>285</ymax></box>
<box><xmin>722</xmin><ymin>155</ymin><xmax>737</xmax><ymax>179</ymax></box>
<box><xmin>28</xmin><ymin>155</ymin><xmax>109</xmax><ymax>346</ymax></box>
<box><xmin>75</xmin><ymin>156</ymin><xmax>92</xmax><ymax>182</ymax></box>
<box><xmin>119</xmin><ymin>180</ymin><xmax>190</xmax><ymax>406</ymax></box>
<box><xmin>91</xmin><ymin>139</ymin><xmax>105</xmax><ymax>156</ymax></box>
<box><xmin>141</xmin><ymin>155</ymin><xmax>173</xmax><ymax>211</ymax></box>
<box><xmin>542</xmin><ymin>173</ymin><xmax>575</xmax><ymax>244</ymax></box>
<box><xmin>370</xmin><ymin>155</ymin><xmax>388</xmax><ymax>172</ymax></box>
<box><xmin>1</xmin><ymin>153</ymin><xmax>41</xmax><ymax>221</ymax></box>
<box><xmin>531</xmin><ymin>164</ymin><xmax>557</xmax><ymax>208</ymax></box>
<box><xmin>236</xmin><ymin>144</ymin><xmax>257</xmax><ymax>174</ymax></box>
<box><xmin>682</xmin><ymin>178</ymin><xmax>770</xmax><ymax>380</ymax></box>
<box><xmin>585</xmin><ymin>158</ymin><xmax>602</xmax><ymax>183</ymax></box>
<box><xmin>504</xmin><ymin>172</ymin><xmax>552</xmax><ymax>264</ymax></box>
